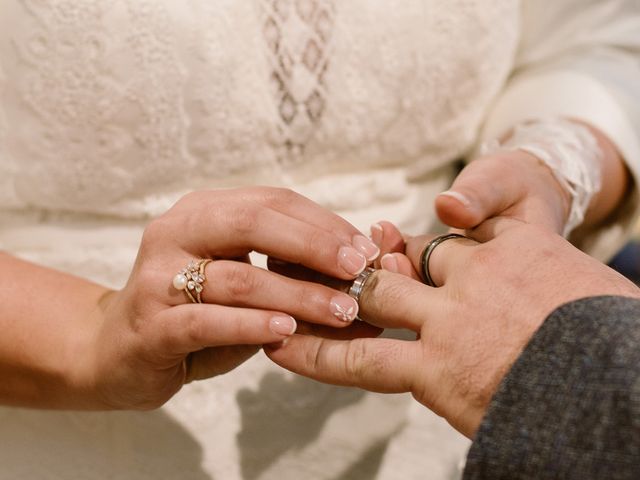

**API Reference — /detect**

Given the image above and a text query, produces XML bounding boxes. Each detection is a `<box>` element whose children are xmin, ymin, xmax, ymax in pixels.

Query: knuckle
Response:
<box><xmin>221</xmin><ymin>262</ymin><xmax>256</xmax><ymax>300</ymax></box>
<box><xmin>184</xmin><ymin>310</ymin><xmax>206</xmax><ymax>348</ymax></box>
<box><xmin>178</xmin><ymin>191</ymin><xmax>198</xmax><ymax>205</ymax></box>
<box><xmin>305</xmin><ymin>337</ymin><xmax>326</xmax><ymax>371</ymax></box>
<box><xmin>290</xmin><ymin>283</ymin><xmax>312</xmax><ymax>312</ymax></box>
<box><xmin>141</xmin><ymin>217</ymin><xmax>172</xmax><ymax>248</ymax></box>
<box><xmin>300</xmin><ymin>227</ymin><xmax>330</xmax><ymax>263</ymax></box>
<box><xmin>262</xmin><ymin>187</ymin><xmax>299</xmax><ymax>208</ymax></box>
<box><xmin>466</xmin><ymin>245</ymin><xmax>498</xmax><ymax>272</ymax></box>
<box><xmin>168</xmin><ymin>191</ymin><xmax>205</xmax><ymax>217</ymax></box>
<box><xmin>229</xmin><ymin>204</ymin><xmax>260</xmax><ymax>235</ymax></box>
<box><xmin>344</xmin><ymin>339</ymin><xmax>370</xmax><ymax>378</ymax></box>
<box><xmin>132</xmin><ymin>264</ymin><xmax>162</xmax><ymax>299</ymax></box>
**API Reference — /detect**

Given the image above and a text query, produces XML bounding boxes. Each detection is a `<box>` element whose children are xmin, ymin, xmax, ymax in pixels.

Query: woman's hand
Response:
<box><xmin>265</xmin><ymin>221</ymin><xmax>640</xmax><ymax>437</ymax></box>
<box><xmin>437</xmin><ymin>121</ymin><xmax>628</xmax><ymax>239</ymax></box>
<box><xmin>437</xmin><ymin>150</ymin><xmax>571</xmax><ymax>234</ymax></box>
<box><xmin>0</xmin><ymin>187</ymin><xmax>381</xmax><ymax>410</ymax></box>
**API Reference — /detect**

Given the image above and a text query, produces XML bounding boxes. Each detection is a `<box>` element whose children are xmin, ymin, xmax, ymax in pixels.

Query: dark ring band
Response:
<box><xmin>420</xmin><ymin>234</ymin><xmax>466</xmax><ymax>287</ymax></box>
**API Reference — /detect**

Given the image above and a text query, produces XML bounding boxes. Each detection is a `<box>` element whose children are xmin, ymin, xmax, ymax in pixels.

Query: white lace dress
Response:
<box><xmin>1</xmin><ymin>1</ymin><xmax>639</xmax><ymax>479</ymax></box>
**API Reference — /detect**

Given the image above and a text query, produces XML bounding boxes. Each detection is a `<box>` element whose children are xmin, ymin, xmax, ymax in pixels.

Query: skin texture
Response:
<box><xmin>267</xmin><ymin>122</ymin><xmax>634</xmax><ymax>438</ymax></box>
<box><xmin>0</xmin><ymin>121</ymin><xmax>629</xmax><ymax>413</ymax></box>
<box><xmin>266</xmin><ymin>220</ymin><xmax>640</xmax><ymax>438</ymax></box>
<box><xmin>0</xmin><ymin>187</ymin><xmax>380</xmax><ymax>410</ymax></box>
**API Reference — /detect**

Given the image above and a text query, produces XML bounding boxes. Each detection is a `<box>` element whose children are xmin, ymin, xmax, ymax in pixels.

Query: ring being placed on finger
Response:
<box><xmin>420</xmin><ymin>234</ymin><xmax>466</xmax><ymax>287</ymax></box>
<box><xmin>173</xmin><ymin>259</ymin><xmax>212</xmax><ymax>303</ymax></box>
<box><xmin>348</xmin><ymin>267</ymin><xmax>376</xmax><ymax>320</ymax></box>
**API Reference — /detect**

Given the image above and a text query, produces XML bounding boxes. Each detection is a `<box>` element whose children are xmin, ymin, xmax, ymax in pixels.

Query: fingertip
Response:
<box><xmin>435</xmin><ymin>191</ymin><xmax>481</xmax><ymax>229</ymax></box>
<box><xmin>269</xmin><ymin>315</ymin><xmax>297</xmax><ymax>336</ymax></box>
<box><xmin>380</xmin><ymin>253</ymin><xmax>399</xmax><ymax>273</ymax></box>
<box><xmin>380</xmin><ymin>253</ymin><xmax>419</xmax><ymax>280</ymax></box>
<box><xmin>353</xmin><ymin>234</ymin><xmax>380</xmax><ymax>262</ymax></box>
<box><xmin>337</xmin><ymin>245</ymin><xmax>368</xmax><ymax>277</ymax></box>
<box><xmin>370</xmin><ymin>222</ymin><xmax>384</xmax><ymax>247</ymax></box>
<box><xmin>439</xmin><ymin>190</ymin><xmax>471</xmax><ymax>208</ymax></box>
<box><xmin>375</xmin><ymin>221</ymin><xmax>406</xmax><ymax>254</ymax></box>
<box><xmin>330</xmin><ymin>294</ymin><xmax>359</xmax><ymax>324</ymax></box>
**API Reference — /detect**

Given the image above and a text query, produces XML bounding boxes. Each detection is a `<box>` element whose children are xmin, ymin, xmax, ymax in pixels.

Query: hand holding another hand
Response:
<box><xmin>67</xmin><ymin>187</ymin><xmax>380</xmax><ymax>410</ymax></box>
<box><xmin>266</xmin><ymin>220</ymin><xmax>640</xmax><ymax>437</ymax></box>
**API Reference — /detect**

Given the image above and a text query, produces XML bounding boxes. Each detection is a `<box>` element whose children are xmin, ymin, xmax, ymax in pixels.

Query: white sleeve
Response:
<box><xmin>481</xmin><ymin>0</ymin><xmax>640</xmax><ymax>261</ymax></box>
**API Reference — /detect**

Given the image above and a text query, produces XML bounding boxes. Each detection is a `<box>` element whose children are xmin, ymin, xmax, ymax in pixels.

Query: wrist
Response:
<box><xmin>62</xmin><ymin>288</ymin><xmax>118</xmax><ymax>410</ymax></box>
<box><xmin>482</xmin><ymin>117</ymin><xmax>604</xmax><ymax>237</ymax></box>
<box><xmin>516</xmin><ymin>150</ymin><xmax>573</xmax><ymax>232</ymax></box>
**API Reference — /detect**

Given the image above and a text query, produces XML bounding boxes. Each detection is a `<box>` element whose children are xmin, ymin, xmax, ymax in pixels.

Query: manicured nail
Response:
<box><xmin>353</xmin><ymin>234</ymin><xmax>380</xmax><ymax>261</ymax></box>
<box><xmin>370</xmin><ymin>223</ymin><xmax>384</xmax><ymax>247</ymax></box>
<box><xmin>338</xmin><ymin>245</ymin><xmax>367</xmax><ymax>276</ymax></box>
<box><xmin>439</xmin><ymin>190</ymin><xmax>472</xmax><ymax>208</ymax></box>
<box><xmin>330</xmin><ymin>295</ymin><xmax>359</xmax><ymax>322</ymax></box>
<box><xmin>269</xmin><ymin>315</ymin><xmax>297</xmax><ymax>336</ymax></box>
<box><xmin>380</xmin><ymin>253</ymin><xmax>399</xmax><ymax>273</ymax></box>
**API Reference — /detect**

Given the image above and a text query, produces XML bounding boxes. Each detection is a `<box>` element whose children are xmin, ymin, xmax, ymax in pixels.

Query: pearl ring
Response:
<box><xmin>173</xmin><ymin>259</ymin><xmax>212</xmax><ymax>303</ymax></box>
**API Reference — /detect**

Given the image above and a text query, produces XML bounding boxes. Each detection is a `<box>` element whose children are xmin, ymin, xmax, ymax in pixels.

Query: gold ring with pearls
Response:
<box><xmin>172</xmin><ymin>259</ymin><xmax>212</xmax><ymax>303</ymax></box>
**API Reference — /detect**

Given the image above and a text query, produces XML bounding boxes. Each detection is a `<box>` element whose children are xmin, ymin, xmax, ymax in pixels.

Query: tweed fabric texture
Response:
<box><xmin>464</xmin><ymin>295</ymin><xmax>640</xmax><ymax>479</ymax></box>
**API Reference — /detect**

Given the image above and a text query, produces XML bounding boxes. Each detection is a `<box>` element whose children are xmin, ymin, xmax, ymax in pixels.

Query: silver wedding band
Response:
<box><xmin>420</xmin><ymin>233</ymin><xmax>466</xmax><ymax>287</ymax></box>
<box><xmin>348</xmin><ymin>267</ymin><xmax>376</xmax><ymax>319</ymax></box>
<box><xmin>349</xmin><ymin>267</ymin><xmax>376</xmax><ymax>303</ymax></box>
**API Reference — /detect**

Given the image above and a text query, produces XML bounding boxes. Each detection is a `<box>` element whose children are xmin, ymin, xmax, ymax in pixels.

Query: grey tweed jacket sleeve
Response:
<box><xmin>463</xmin><ymin>296</ymin><xmax>640</xmax><ymax>480</ymax></box>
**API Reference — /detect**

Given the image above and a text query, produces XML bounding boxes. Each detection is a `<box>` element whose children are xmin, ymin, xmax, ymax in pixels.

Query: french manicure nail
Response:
<box><xmin>338</xmin><ymin>245</ymin><xmax>367</xmax><ymax>276</ymax></box>
<box><xmin>330</xmin><ymin>295</ymin><xmax>359</xmax><ymax>322</ymax></box>
<box><xmin>370</xmin><ymin>223</ymin><xmax>384</xmax><ymax>247</ymax></box>
<box><xmin>439</xmin><ymin>190</ymin><xmax>472</xmax><ymax>208</ymax></box>
<box><xmin>381</xmin><ymin>253</ymin><xmax>399</xmax><ymax>273</ymax></box>
<box><xmin>269</xmin><ymin>315</ymin><xmax>297</xmax><ymax>336</ymax></box>
<box><xmin>353</xmin><ymin>234</ymin><xmax>380</xmax><ymax>261</ymax></box>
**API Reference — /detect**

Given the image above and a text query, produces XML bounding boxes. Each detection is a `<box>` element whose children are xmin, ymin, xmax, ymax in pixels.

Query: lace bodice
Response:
<box><xmin>0</xmin><ymin>0</ymin><xmax>518</xmax><ymax>218</ymax></box>
<box><xmin>0</xmin><ymin>2</ymin><xmax>523</xmax><ymax>479</ymax></box>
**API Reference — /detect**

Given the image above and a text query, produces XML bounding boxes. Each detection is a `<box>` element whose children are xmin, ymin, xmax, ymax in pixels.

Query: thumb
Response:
<box><xmin>436</xmin><ymin>158</ymin><xmax>522</xmax><ymax>229</ymax></box>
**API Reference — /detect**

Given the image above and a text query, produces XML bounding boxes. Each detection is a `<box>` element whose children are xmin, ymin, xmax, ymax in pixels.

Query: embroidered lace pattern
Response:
<box><xmin>0</xmin><ymin>0</ymin><xmax>519</xmax><ymax>218</ymax></box>
<box><xmin>3</xmin><ymin>0</ymin><xmax>190</xmax><ymax>213</ymax></box>
<box><xmin>260</xmin><ymin>0</ymin><xmax>335</xmax><ymax>165</ymax></box>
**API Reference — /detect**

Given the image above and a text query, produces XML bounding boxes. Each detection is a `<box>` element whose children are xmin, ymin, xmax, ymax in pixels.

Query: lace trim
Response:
<box><xmin>482</xmin><ymin>118</ymin><xmax>603</xmax><ymax>236</ymax></box>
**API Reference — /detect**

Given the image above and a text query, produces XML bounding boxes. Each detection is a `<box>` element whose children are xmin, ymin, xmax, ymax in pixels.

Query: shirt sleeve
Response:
<box><xmin>463</xmin><ymin>296</ymin><xmax>640</xmax><ymax>480</ymax></box>
<box><xmin>480</xmin><ymin>0</ymin><xmax>640</xmax><ymax>261</ymax></box>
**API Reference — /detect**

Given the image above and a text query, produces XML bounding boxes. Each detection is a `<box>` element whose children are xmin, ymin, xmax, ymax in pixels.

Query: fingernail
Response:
<box><xmin>380</xmin><ymin>253</ymin><xmax>399</xmax><ymax>273</ymax></box>
<box><xmin>439</xmin><ymin>190</ymin><xmax>472</xmax><ymax>208</ymax></box>
<box><xmin>330</xmin><ymin>295</ymin><xmax>359</xmax><ymax>322</ymax></box>
<box><xmin>338</xmin><ymin>245</ymin><xmax>367</xmax><ymax>276</ymax></box>
<box><xmin>370</xmin><ymin>223</ymin><xmax>383</xmax><ymax>247</ymax></box>
<box><xmin>353</xmin><ymin>234</ymin><xmax>380</xmax><ymax>261</ymax></box>
<box><xmin>269</xmin><ymin>315</ymin><xmax>297</xmax><ymax>336</ymax></box>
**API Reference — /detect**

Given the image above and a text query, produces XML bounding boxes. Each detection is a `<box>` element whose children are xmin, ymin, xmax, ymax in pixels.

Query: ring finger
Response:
<box><xmin>172</xmin><ymin>260</ymin><xmax>361</xmax><ymax>326</ymax></box>
<box><xmin>405</xmin><ymin>234</ymin><xmax>477</xmax><ymax>287</ymax></box>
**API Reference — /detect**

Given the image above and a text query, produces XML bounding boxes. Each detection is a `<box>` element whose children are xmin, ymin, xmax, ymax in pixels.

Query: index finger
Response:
<box><xmin>169</xmin><ymin>191</ymin><xmax>378</xmax><ymax>280</ymax></box>
<box><xmin>241</xmin><ymin>187</ymin><xmax>379</xmax><ymax>258</ymax></box>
